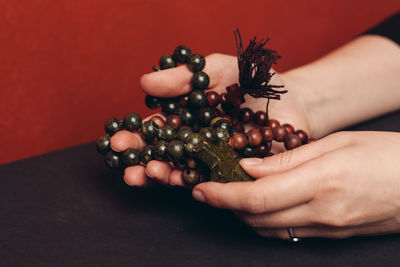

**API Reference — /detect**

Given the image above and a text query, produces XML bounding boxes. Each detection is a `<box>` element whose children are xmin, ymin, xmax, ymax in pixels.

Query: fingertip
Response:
<box><xmin>124</xmin><ymin>166</ymin><xmax>149</xmax><ymax>186</ymax></box>
<box><xmin>110</xmin><ymin>130</ymin><xmax>145</xmax><ymax>152</ymax></box>
<box><xmin>169</xmin><ymin>169</ymin><xmax>185</xmax><ymax>186</ymax></box>
<box><xmin>145</xmin><ymin>160</ymin><xmax>173</xmax><ymax>184</ymax></box>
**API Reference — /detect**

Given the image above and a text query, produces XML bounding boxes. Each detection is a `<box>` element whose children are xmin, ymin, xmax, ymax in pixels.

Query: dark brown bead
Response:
<box><xmin>283</xmin><ymin>123</ymin><xmax>294</xmax><ymax>135</ymax></box>
<box><xmin>219</xmin><ymin>93</ymin><xmax>234</xmax><ymax>111</ymax></box>
<box><xmin>256</xmin><ymin>145</ymin><xmax>269</xmax><ymax>157</ymax></box>
<box><xmin>233</xmin><ymin>121</ymin><xmax>244</xmax><ymax>132</ymax></box>
<box><xmin>239</xmin><ymin>108</ymin><xmax>254</xmax><ymax>123</ymax></box>
<box><xmin>247</xmin><ymin>129</ymin><xmax>263</xmax><ymax>147</ymax></box>
<box><xmin>273</xmin><ymin>125</ymin><xmax>287</xmax><ymax>142</ymax></box>
<box><xmin>173</xmin><ymin>160</ymin><xmax>187</xmax><ymax>170</ymax></box>
<box><xmin>150</xmin><ymin>116</ymin><xmax>165</xmax><ymax>128</ymax></box>
<box><xmin>182</xmin><ymin>169</ymin><xmax>200</xmax><ymax>185</ymax></box>
<box><xmin>266</xmin><ymin>152</ymin><xmax>275</xmax><ymax>157</ymax></box>
<box><xmin>207</xmin><ymin>91</ymin><xmax>220</xmax><ymax>107</ymax></box>
<box><xmin>268</xmin><ymin>119</ymin><xmax>280</xmax><ymax>129</ymax></box>
<box><xmin>284</xmin><ymin>134</ymin><xmax>302</xmax><ymax>150</ymax></box>
<box><xmin>254</xmin><ymin>111</ymin><xmax>268</xmax><ymax>126</ymax></box>
<box><xmin>166</xmin><ymin>115</ymin><xmax>181</xmax><ymax>129</ymax></box>
<box><xmin>260</xmin><ymin>126</ymin><xmax>274</xmax><ymax>143</ymax></box>
<box><xmin>242</xmin><ymin>146</ymin><xmax>256</xmax><ymax>158</ymax></box>
<box><xmin>233</xmin><ymin>133</ymin><xmax>248</xmax><ymax>151</ymax></box>
<box><xmin>295</xmin><ymin>130</ymin><xmax>308</xmax><ymax>144</ymax></box>
<box><xmin>308</xmin><ymin>138</ymin><xmax>318</xmax><ymax>143</ymax></box>
<box><xmin>179</xmin><ymin>95</ymin><xmax>189</xmax><ymax>107</ymax></box>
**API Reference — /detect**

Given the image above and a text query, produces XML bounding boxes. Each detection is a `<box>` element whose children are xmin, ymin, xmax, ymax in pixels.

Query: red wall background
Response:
<box><xmin>0</xmin><ymin>0</ymin><xmax>399</xmax><ymax>164</ymax></box>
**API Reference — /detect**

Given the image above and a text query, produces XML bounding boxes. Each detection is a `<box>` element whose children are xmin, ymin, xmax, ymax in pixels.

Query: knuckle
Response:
<box><xmin>244</xmin><ymin>190</ymin><xmax>267</xmax><ymax>214</ymax></box>
<box><xmin>278</xmin><ymin>150</ymin><xmax>294</xmax><ymax>167</ymax></box>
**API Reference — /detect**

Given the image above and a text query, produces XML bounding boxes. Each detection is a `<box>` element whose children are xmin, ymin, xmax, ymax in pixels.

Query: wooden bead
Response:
<box><xmin>308</xmin><ymin>138</ymin><xmax>318</xmax><ymax>143</ymax></box>
<box><xmin>186</xmin><ymin>158</ymin><xmax>198</xmax><ymax>169</ymax></box>
<box><xmin>219</xmin><ymin>93</ymin><xmax>234</xmax><ymax>111</ymax></box>
<box><xmin>233</xmin><ymin>133</ymin><xmax>248</xmax><ymax>151</ymax></box>
<box><xmin>268</xmin><ymin>119</ymin><xmax>280</xmax><ymax>129</ymax></box>
<box><xmin>283</xmin><ymin>123</ymin><xmax>294</xmax><ymax>135</ymax></box>
<box><xmin>295</xmin><ymin>130</ymin><xmax>308</xmax><ymax>144</ymax></box>
<box><xmin>273</xmin><ymin>125</ymin><xmax>287</xmax><ymax>142</ymax></box>
<box><xmin>233</xmin><ymin>121</ymin><xmax>244</xmax><ymax>132</ymax></box>
<box><xmin>166</xmin><ymin>115</ymin><xmax>181</xmax><ymax>129</ymax></box>
<box><xmin>256</xmin><ymin>145</ymin><xmax>269</xmax><ymax>157</ymax></box>
<box><xmin>260</xmin><ymin>126</ymin><xmax>274</xmax><ymax>142</ymax></box>
<box><xmin>182</xmin><ymin>169</ymin><xmax>200</xmax><ymax>185</ymax></box>
<box><xmin>179</xmin><ymin>95</ymin><xmax>189</xmax><ymax>107</ymax></box>
<box><xmin>254</xmin><ymin>111</ymin><xmax>268</xmax><ymax>126</ymax></box>
<box><xmin>284</xmin><ymin>134</ymin><xmax>302</xmax><ymax>150</ymax></box>
<box><xmin>221</xmin><ymin>115</ymin><xmax>232</xmax><ymax>124</ymax></box>
<box><xmin>150</xmin><ymin>116</ymin><xmax>165</xmax><ymax>128</ymax></box>
<box><xmin>247</xmin><ymin>129</ymin><xmax>262</xmax><ymax>147</ymax></box>
<box><xmin>239</xmin><ymin>108</ymin><xmax>254</xmax><ymax>123</ymax></box>
<box><xmin>207</xmin><ymin>91</ymin><xmax>220</xmax><ymax>107</ymax></box>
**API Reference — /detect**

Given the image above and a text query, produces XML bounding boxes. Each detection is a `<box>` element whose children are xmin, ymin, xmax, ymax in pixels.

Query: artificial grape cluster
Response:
<box><xmin>96</xmin><ymin>45</ymin><xmax>315</xmax><ymax>185</ymax></box>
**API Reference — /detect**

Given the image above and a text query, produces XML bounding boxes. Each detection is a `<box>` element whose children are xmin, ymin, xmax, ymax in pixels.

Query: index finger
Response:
<box><xmin>193</xmin><ymin>158</ymin><xmax>322</xmax><ymax>214</ymax></box>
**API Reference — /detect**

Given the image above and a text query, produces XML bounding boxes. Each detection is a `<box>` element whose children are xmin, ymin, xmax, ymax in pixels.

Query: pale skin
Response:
<box><xmin>111</xmin><ymin>35</ymin><xmax>400</xmax><ymax>239</ymax></box>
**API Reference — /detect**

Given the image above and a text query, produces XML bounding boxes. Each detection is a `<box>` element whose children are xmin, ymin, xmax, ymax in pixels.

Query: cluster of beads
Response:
<box><xmin>97</xmin><ymin>45</ymin><xmax>315</xmax><ymax>185</ymax></box>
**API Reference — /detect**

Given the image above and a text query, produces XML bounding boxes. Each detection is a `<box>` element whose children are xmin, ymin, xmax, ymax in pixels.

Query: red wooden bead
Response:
<box><xmin>150</xmin><ymin>116</ymin><xmax>165</xmax><ymax>128</ymax></box>
<box><xmin>254</xmin><ymin>111</ymin><xmax>268</xmax><ymax>126</ymax></box>
<box><xmin>260</xmin><ymin>126</ymin><xmax>274</xmax><ymax>142</ymax></box>
<box><xmin>239</xmin><ymin>108</ymin><xmax>254</xmax><ymax>123</ymax></box>
<box><xmin>268</xmin><ymin>119</ymin><xmax>280</xmax><ymax>129</ymax></box>
<box><xmin>247</xmin><ymin>129</ymin><xmax>262</xmax><ymax>147</ymax></box>
<box><xmin>233</xmin><ymin>121</ymin><xmax>244</xmax><ymax>132</ymax></box>
<box><xmin>206</xmin><ymin>91</ymin><xmax>220</xmax><ymax>107</ymax></box>
<box><xmin>233</xmin><ymin>133</ymin><xmax>248</xmax><ymax>151</ymax></box>
<box><xmin>284</xmin><ymin>134</ymin><xmax>302</xmax><ymax>150</ymax></box>
<box><xmin>256</xmin><ymin>145</ymin><xmax>270</xmax><ymax>157</ymax></box>
<box><xmin>283</xmin><ymin>123</ymin><xmax>294</xmax><ymax>135</ymax></box>
<box><xmin>179</xmin><ymin>95</ymin><xmax>189</xmax><ymax>107</ymax></box>
<box><xmin>219</xmin><ymin>93</ymin><xmax>234</xmax><ymax>111</ymax></box>
<box><xmin>228</xmin><ymin>137</ymin><xmax>234</xmax><ymax>147</ymax></box>
<box><xmin>308</xmin><ymin>138</ymin><xmax>318</xmax><ymax>143</ymax></box>
<box><xmin>295</xmin><ymin>129</ymin><xmax>308</xmax><ymax>144</ymax></box>
<box><xmin>273</xmin><ymin>125</ymin><xmax>287</xmax><ymax>142</ymax></box>
<box><xmin>166</xmin><ymin>115</ymin><xmax>182</xmax><ymax>129</ymax></box>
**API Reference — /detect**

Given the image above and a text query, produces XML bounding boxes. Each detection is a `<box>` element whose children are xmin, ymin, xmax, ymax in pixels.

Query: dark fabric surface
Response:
<box><xmin>1</xmin><ymin>111</ymin><xmax>400</xmax><ymax>267</ymax></box>
<box><xmin>365</xmin><ymin>12</ymin><xmax>400</xmax><ymax>44</ymax></box>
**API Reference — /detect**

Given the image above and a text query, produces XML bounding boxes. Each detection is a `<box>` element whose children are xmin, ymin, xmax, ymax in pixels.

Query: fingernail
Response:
<box><xmin>240</xmin><ymin>158</ymin><xmax>263</xmax><ymax>166</ymax></box>
<box><xmin>193</xmin><ymin>190</ymin><xmax>205</xmax><ymax>202</ymax></box>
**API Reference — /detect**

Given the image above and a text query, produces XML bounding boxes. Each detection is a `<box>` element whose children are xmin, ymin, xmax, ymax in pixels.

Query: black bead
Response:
<box><xmin>242</xmin><ymin>146</ymin><xmax>256</xmax><ymax>158</ymax></box>
<box><xmin>159</xmin><ymin>54</ymin><xmax>176</xmax><ymax>70</ymax></box>
<box><xmin>104</xmin><ymin>118</ymin><xmax>123</xmax><ymax>136</ymax></box>
<box><xmin>184</xmin><ymin>133</ymin><xmax>203</xmax><ymax>155</ymax></box>
<box><xmin>159</xmin><ymin>125</ymin><xmax>177</xmax><ymax>141</ymax></box>
<box><xmin>173</xmin><ymin>159</ymin><xmax>187</xmax><ymax>170</ymax></box>
<box><xmin>189</xmin><ymin>90</ymin><xmax>207</xmax><ymax>108</ymax></box>
<box><xmin>167</xmin><ymin>140</ymin><xmax>185</xmax><ymax>161</ymax></box>
<box><xmin>104</xmin><ymin>151</ymin><xmax>122</xmax><ymax>169</ymax></box>
<box><xmin>141</xmin><ymin>120</ymin><xmax>159</xmax><ymax>140</ymax></box>
<box><xmin>141</xmin><ymin>145</ymin><xmax>154</xmax><ymax>164</ymax></box>
<box><xmin>215</xmin><ymin>127</ymin><xmax>230</xmax><ymax>143</ymax></box>
<box><xmin>122</xmin><ymin>149</ymin><xmax>140</xmax><ymax>167</ymax></box>
<box><xmin>199</xmin><ymin>127</ymin><xmax>217</xmax><ymax>143</ymax></box>
<box><xmin>191</xmin><ymin>71</ymin><xmax>210</xmax><ymax>90</ymax></box>
<box><xmin>188</xmin><ymin>54</ymin><xmax>205</xmax><ymax>72</ymax></box>
<box><xmin>173</xmin><ymin>45</ymin><xmax>192</xmax><ymax>63</ymax></box>
<box><xmin>212</xmin><ymin>119</ymin><xmax>232</xmax><ymax>135</ymax></box>
<box><xmin>197</xmin><ymin>107</ymin><xmax>217</xmax><ymax>127</ymax></box>
<box><xmin>161</xmin><ymin>101</ymin><xmax>180</xmax><ymax>116</ymax></box>
<box><xmin>154</xmin><ymin>140</ymin><xmax>168</xmax><ymax>161</ymax></box>
<box><xmin>96</xmin><ymin>136</ymin><xmax>111</xmax><ymax>155</ymax></box>
<box><xmin>180</xmin><ymin>108</ymin><xmax>196</xmax><ymax>126</ymax></box>
<box><xmin>123</xmin><ymin>113</ymin><xmax>142</xmax><ymax>131</ymax></box>
<box><xmin>177</xmin><ymin>127</ymin><xmax>193</xmax><ymax>141</ymax></box>
<box><xmin>145</xmin><ymin>95</ymin><xmax>161</xmax><ymax>110</ymax></box>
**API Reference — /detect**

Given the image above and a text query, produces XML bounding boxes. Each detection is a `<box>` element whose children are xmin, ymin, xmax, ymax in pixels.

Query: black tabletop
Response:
<box><xmin>2</xmin><ymin>112</ymin><xmax>400</xmax><ymax>266</ymax></box>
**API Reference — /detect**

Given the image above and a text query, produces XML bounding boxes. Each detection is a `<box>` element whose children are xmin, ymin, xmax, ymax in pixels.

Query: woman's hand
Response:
<box><xmin>192</xmin><ymin>131</ymin><xmax>400</xmax><ymax>239</ymax></box>
<box><xmin>110</xmin><ymin>53</ymin><xmax>311</xmax><ymax>187</ymax></box>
